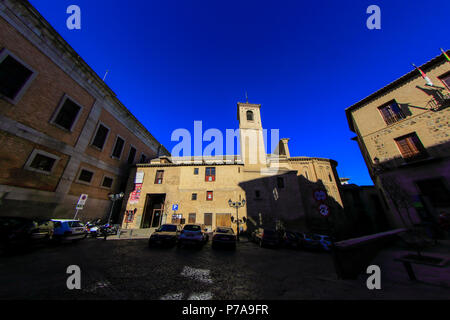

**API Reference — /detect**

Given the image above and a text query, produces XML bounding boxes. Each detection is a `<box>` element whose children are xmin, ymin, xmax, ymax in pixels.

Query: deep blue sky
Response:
<box><xmin>30</xmin><ymin>0</ymin><xmax>449</xmax><ymax>185</ymax></box>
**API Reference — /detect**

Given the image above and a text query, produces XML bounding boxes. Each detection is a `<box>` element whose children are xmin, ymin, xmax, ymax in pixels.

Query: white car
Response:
<box><xmin>52</xmin><ymin>219</ymin><xmax>87</xmax><ymax>242</ymax></box>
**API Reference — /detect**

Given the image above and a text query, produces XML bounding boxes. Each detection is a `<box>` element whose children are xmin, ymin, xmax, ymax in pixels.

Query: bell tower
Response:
<box><xmin>237</xmin><ymin>102</ymin><xmax>267</xmax><ymax>167</ymax></box>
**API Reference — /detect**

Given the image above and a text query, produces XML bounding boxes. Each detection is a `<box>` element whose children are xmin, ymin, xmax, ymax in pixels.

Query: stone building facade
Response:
<box><xmin>345</xmin><ymin>51</ymin><xmax>450</xmax><ymax>229</ymax></box>
<box><xmin>0</xmin><ymin>0</ymin><xmax>168</xmax><ymax>221</ymax></box>
<box><xmin>122</xmin><ymin>102</ymin><xmax>344</xmax><ymax>235</ymax></box>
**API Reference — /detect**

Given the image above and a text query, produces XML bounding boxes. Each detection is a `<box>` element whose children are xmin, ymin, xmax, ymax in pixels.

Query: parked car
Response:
<box><xmin>252</xmin><ymin>228</ymin><xmax>281</xmax><ymax>248</ymax></box>
<box><xmin>0</xmin><ymin>217</ymin><xmax>54</xmax><ymax>253</ymax></box>
<box><xmin>281</xmin><ymin>230</ymin><xmax>301</xmax><ymax>249</ymax></box>
<box><xmin>149</xmin><ymin>224</ymin><xmax>182</xmax><ymax>247</ymax></box>
<box><xmin>178</xmin><ymin>224</ymin><xmax>208</xmax><ymax>248</ymax></box>
<box><xmin>212</xmin><ymin>227</ymin><xmax>236</xmax><ymax>249</ymax></box>
<box><xmin>52</xmin><ymin>219</ymin><xmax>87</xmax><ymax>242</ymax></box>
<box><xmin>298</xmin><ymin>232</ymin><xmax>332</xmax><ymax>251</ymax></box>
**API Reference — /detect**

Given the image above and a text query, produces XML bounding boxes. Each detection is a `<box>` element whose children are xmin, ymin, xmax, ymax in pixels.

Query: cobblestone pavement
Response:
<box><xmin>0</xmin><ymin>238</ymin><xmax>448</xmax><ymax>300</ymax></box>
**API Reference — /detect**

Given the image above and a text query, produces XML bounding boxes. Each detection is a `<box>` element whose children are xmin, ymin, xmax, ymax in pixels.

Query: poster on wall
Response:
<box><xmin>135</xmin><ymin>171</ymin><xmax>144</xmax><ymax>184</ymax></box>
<box><xmin>129</xmin><ymin>183</ymin><xmax>143</xmax><ymax>204</ymax></box>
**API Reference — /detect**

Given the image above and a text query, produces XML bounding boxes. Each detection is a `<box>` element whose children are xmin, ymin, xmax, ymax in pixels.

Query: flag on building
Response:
<box><xmin>441</xmin><ymin>48</ymin><xmax>450</xmax><ymax>63</ymax></box>
<box><xmin>412</xmin><ymin>63</ymin><xmax>434</xmax><ymax>86</ymax></box>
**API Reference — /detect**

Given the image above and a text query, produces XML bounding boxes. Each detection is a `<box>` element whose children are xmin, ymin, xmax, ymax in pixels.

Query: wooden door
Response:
<box><xmin>216</xmin><ymin>213</ymin><xmax>232</xmax><ymax>227</ymax></box>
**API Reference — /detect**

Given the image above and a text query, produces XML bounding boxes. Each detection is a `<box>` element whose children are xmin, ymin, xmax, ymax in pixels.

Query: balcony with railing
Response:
<box><xmin>426</xmin><ymin>91</ymin><xmax>450</xmax><ymax>111</ymax></box>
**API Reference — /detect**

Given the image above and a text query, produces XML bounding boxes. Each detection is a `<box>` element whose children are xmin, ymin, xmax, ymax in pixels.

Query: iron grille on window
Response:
<box><xmin>378</xmin><ymin>101</ymin><xmax>406</xmax><ymax>125</ymax></box>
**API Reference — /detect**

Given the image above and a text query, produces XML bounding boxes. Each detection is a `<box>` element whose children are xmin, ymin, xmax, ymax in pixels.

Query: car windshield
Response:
<box><xmin>216</xmin><ymin>228</ymin><xmax>233</xmax><ymax>234</ymax></box>
<box><xmin>312</xmin><ymin>235</ymin><xmax>322</xmax><ymax>240</ymax></box>
<box><xmin>158</xmin><ymin>225</ymin><xmax>177</xmax><ymax>232</ymax></box>
<box><xmin>184</xmin><ymin>225</ymin><xmax>201</xmax><ymax>231</ymax></box>
<box><xmin>322</xmin><ymin>236</ymin><xmax>331</xmax><ymax>241</ymax></box>
<box><xmin>68</xmin><ymin>221</ymin><xmax>84</xmax><ymax>228</ymax></box>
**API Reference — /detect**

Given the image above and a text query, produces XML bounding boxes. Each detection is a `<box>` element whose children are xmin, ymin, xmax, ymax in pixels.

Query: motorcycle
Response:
<box><xmin>99</xmin><ymin>223</ymin><xmax>119</xmax><ymax>238</ymax></box>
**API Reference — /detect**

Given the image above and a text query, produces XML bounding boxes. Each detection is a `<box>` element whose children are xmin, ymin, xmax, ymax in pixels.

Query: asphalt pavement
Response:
<box><xmin>0</xmin><ymin>237</ymin><xmax>448</xmax><ymax>300</ymax></box>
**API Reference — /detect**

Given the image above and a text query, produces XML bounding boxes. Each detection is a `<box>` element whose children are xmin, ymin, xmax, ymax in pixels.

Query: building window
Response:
<box><xmin>439</xmin><ymin>72</ymin><xmax>450</xmax><ymax>90</ymax></box>
<box><xmin>416</xmin><ymin>179</ymin><xmax>450</xmax><ymax>206</ymax></box>
<box><xmin>194</xmin><ymin>168</ymin><xmax>199</xmax><ymax>175</ymax></box>
<box><xmin>378</xmin><ymin>101</ymin><xmax>406</xmax><ymax>125</ymax></box>
<box><xmin>205</xmin><ymin>167</ymin><xmax>216</xmax><ymax>182</ymax></box>
<box><xmin>127</xmin><ymin>146</ymin><xmax>137</xmax><ymax>165</ymax></box>
<box><xmin>24</xmin><ymin>149</ymin><xmax>60</xmax><ymax>175</ymax></box>
<box><xmin>111</xmin><ymin>136</ymin><xmax>125</xmax><ymax>159</ymax></box>
<box><xmin>192</xmin><ymin>193</ymin><xmax>197</xmax><ymax>200</ymax></box>
<box><xmin>395</xmin><ymin>133</ymin><xmax>427</xmax><ymax>162</ymax></box>
<box><xmin>0</xmin><ymin>50</ymin><xmax>37</xmax><ymax>104</ymax></box>
<box><xmin>140</xmin><ymin>153</ymin><xmax>147</xmax><ymax>163</ymax></box>
<box><xmin>91</xmin><ymin>123</ymin><xmax>110</xmax><ymax>150</ymax></box>
<box><xmin>329</xmin><ymin>173</ymin><xmax>333</xmax><ymax>182</ymax></box>
<box><xmin>51</xmin><ymin>95</ymin><xmax>82</xmax><ymax>131</ymax></box>
<box><xmin>189</xmin><ymin>213</ymin><xmax>196</xmax><ymax>224</ymax></box>
<box><xmin>204</xmin><ymin>213</ymin><xmax>213</xmax><ymax>226</ymax></box>
<box><xmin>277</xmin><ymin>177</ymin><xmax>285</xmax><ymax>189</ymax></box>
<box><xmin>78</xmin><ymin>169</ymin><xmax>94</xmax><ymax>184</ymax></box>
<box><xmin>255</xmin><ymin>190</ymin><xmax>261</xmax><ymax>198</ymax></box>
<box><xmin>247</xmin><ymin>110</ymin><xmax>254</xmax><ymax>121</ymax></box>
<box><xmin>102</xmin><ymin>176</ymin><xmax>114</xmax><ymax>188</ymax></box>
<box><xmin>154</xmin><ymin>170</ymin><xmax>164</xmax><ymax>184</ymax></box>
<box><xmin>206</xmin><ymin>191</ymin><xmax>213</xmax><ymax>201</ymax></box>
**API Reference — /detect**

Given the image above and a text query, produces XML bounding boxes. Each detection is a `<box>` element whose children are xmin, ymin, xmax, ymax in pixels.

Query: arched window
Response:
<box><xmin>246</xmin><ymin>110</ymin><xmax>254</xmax><ymax>121</ymax></box>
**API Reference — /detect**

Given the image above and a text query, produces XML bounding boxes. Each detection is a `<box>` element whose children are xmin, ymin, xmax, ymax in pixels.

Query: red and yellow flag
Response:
<box><xmin>441</xmin><ymin>48</ymin><xmax>450</xmax><ymax>62</ymax></box>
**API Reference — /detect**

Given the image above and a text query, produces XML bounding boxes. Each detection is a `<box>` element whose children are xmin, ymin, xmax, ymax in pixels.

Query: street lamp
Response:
<box><xmin>228</xmin><ymin>198</ymin><xmax>246</xmax><ymax>241</ymax></box>
<box><xmin>107</xmin><ymin>192</ymin><xmax>125</xmax><ymax>225</ymax></box>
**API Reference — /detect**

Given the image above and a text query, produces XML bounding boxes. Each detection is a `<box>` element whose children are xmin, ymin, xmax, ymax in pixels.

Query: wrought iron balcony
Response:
<box><xmin>427</xmin><ymin>91</ymin><xmax>450</xmax><ymax>111</ymax></box>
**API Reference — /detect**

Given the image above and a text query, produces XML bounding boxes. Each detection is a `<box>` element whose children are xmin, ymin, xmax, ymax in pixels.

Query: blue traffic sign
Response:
<box><xmin>172</xmin><ymin>204</ymin><xmax>178</xmax><ymax>211</ymax></box>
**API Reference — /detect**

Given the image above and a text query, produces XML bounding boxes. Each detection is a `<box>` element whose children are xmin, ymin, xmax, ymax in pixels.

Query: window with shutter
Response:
<box><xmin>205</xmin><ymin>167</ymin><xmax>216</xmax><ymax>181</ymax></box>
<box><xmin>378</xmin><ymin>101</ymin><xmax>406</xmax><ymax>125</ymax></box>
<box><xmin>439</xmin><ymin>72</ymin><xmax>450</xmax><ymax>90</ymax></box>
<box><xmin>395</xmin><ymin>133</ymin><xmax>427</xmax><ymax>162</ymax></box>
<box><xmin>154</xmin><ymin>170</ymin><xmax>164</xmax><ymax>184</ymax></box>
<box><xmin>206</xmin><ymin>191</ymin><xmax>213</xmax><ymax>201</ymax></box>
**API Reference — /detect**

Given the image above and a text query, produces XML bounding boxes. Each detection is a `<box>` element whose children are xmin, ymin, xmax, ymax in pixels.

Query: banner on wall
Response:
<box><xmin>129</xmin><ymin>183</ymin><xmax>143</xmax><ymax>204</ymax></box>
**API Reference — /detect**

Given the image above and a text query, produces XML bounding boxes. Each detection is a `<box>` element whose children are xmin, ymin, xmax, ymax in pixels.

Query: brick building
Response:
<box><xmin>345</xmin><ymin>51</ymin><xmax>450</xmax><ymax>229</ymax></box>
<box><xmin>122</xmin><ymin>102</ymin><xmax>345</xmax><ymax>237</ymax></box>
<box><xmin>0</xmin><ymin>0</ymin><xmax>168</xmax><ymax>221</ymax></box>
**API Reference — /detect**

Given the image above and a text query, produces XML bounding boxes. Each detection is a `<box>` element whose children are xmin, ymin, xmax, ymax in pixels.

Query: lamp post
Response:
<box><xmin>107</xmin><ymin>192</ymin><xmax>125</xmax><ymax>225</ymax></box>
<box><xmin>228</xmin><ymin>198</ymin><xmax>246</xmax><ymax>242</ymax></box>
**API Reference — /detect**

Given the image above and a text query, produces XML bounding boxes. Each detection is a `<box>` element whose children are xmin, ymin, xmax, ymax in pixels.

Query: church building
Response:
<box><xmin>121</xmin><ymin>102</ymin><xmax>344</xmax><ymax>234</ymax></box>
